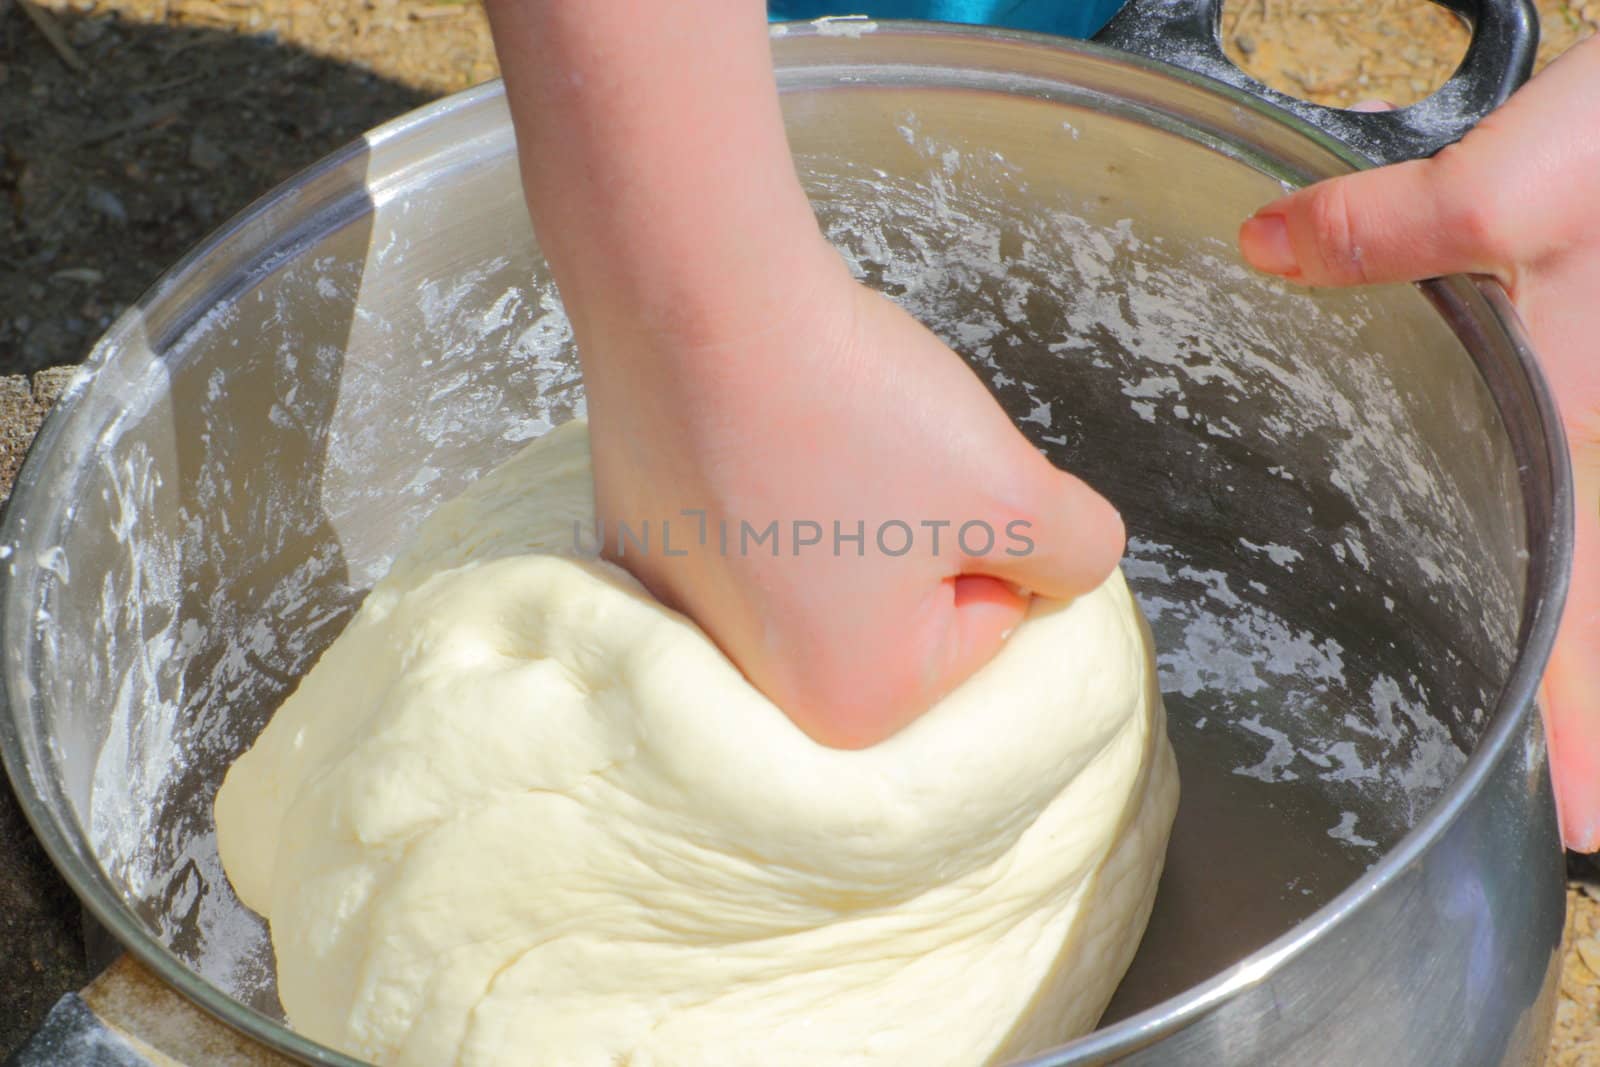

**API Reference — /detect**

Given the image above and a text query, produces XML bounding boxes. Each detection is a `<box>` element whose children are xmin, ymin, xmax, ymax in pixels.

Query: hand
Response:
<box><xmin>578</xmin><ymin>243</ymin><xmax>1124</xmax><ymax>748</ymax></box>
<box><xmin>486</xmin><ymin>0</ymin><xmax>1123</xmax><ymax>748</ymax></box>
<box><xmin>1238</xmin><ymin>36</ymin><xmax>1600</xmax><ymax>850</ymax></box>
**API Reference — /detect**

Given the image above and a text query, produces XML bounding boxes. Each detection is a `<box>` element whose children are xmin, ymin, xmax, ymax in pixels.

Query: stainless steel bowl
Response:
<box><xmin>0</xmin><ymin>24</ymin><xmax>1573</xmax><ymax>1067</ymax></box>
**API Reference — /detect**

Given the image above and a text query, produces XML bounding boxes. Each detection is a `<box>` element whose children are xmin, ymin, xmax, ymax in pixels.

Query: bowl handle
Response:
<box><xmin>1092</xmin><ymin>0</ymin><xmax>1538</xmax><ymax>165</ymax></box>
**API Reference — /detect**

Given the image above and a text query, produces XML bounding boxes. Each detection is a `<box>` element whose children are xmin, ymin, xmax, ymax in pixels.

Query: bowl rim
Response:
<box><xmin>0</xmin><ymin>21</ymin><xmax>1574</xmax><ymax>1066</ymax></box>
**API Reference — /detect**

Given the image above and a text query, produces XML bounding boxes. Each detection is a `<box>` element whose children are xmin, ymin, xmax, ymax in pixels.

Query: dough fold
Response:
<box><xmin>215</xmin><ymin>419</ymin><xmax>1178</xmax><ymax>1067</ymax></box>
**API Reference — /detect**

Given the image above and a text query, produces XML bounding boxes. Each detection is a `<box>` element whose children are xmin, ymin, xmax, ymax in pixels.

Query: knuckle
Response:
<box><xmin>1429</xmin><ymin>149</ymin><xmax>1514</xmax><ymax>267</ymax></box>
<box><xmin>1445</xmin><ymin>196</ymin><xmax>1512</xmax><ymax>269</ymax></box>
<box><xmin>1303</xmin><ymin>182</ymin><xmax>1371</xmax><ymax>284</ymax></box>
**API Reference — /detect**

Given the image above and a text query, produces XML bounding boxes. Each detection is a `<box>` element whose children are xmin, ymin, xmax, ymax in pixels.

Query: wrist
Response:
<box><xmin>563</xmin><ymin>215</ymin><xmax>853</xmax><ymax>360</ymax></box>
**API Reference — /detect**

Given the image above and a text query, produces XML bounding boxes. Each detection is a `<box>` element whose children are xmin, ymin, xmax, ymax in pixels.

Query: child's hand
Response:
<box><xmin>486</xmin><ymin>0</ymin><xmax>1122</xmax><ymax>749</ymax></box>
<box><xmin>579</xmin><ymin>245</ymin><xmax>1124</xmax><ymax>748</ymax></box>
<box><xmin>1239</xmin><ymin>36</ymin><xmax>1600</xmax><ymax>850</ymax></box>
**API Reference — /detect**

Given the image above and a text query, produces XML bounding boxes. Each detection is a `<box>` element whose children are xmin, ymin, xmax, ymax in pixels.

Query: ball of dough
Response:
<box><xmin>214</xmin><ymin>419</ymin><xmax>1177</xmax><ymax>1067</ymax></box>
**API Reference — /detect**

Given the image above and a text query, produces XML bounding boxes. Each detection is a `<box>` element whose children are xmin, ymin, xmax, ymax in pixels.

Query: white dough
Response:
<box><xmin>214</xmin><ymin>419</ymin><xmax>1178</xmax><ymax>1067</ymax></box>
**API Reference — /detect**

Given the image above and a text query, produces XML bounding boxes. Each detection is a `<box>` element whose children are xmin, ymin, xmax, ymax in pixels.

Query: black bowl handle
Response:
<box><xmin>1093</xmin><ymin>0</ymin><xmax>1538</xmax><ymax>164</ymax></box>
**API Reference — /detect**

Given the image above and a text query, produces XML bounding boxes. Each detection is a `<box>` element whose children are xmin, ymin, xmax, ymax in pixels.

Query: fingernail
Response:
<box><xmin>1239</xmin><ymin>214</ymin><xmax>1299</xmax><ymax>276</ymax></box>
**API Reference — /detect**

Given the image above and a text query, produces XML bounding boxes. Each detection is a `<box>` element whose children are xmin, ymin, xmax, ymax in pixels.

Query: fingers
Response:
<box><xmin>943</xmin><ymin>573</ymin><xmax>1033</xmax><ymax>693</ymax></box>
<box><xmin>876</xmin><ymin>465</ymin><xmax>1125</xmax><ymax>749</ymax></box>
<box><xmin>1543</xmin><ymin>457</ymin><xmax>1600</xmax><ymax>851</ymax></box>
<box><xmin>975</xmin><ymin>465</ymin><xmax>1127</xmax><ymax>603</ymax></box>
<box><xmin>770</xmin><ymin>464</ymin><xmax>1123</xmax><ymax>751</ymax></box>
<box><xmin>1544</xmin><ymin>636</ymin><xmax>1600</xmax><ymax>852</ymax></box>
<box><xmin>1237</xmin><ymin>156</ymin><xmax>1501</xmax><ymax>287</ymax></box>
<box><xmin>1239</xmin><ymin>35</ymin><xmax>1600</xmax><ymax>290</ymax></box>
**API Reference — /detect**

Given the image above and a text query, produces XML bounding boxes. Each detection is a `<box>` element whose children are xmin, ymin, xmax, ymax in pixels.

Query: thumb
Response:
<box><xmin>922</xmin><ymin>471</ymin><xmax>1125</xmax><ymax>727</ymax></box>
<box><xmin>973</xmin><ymin>463</ymin><xmax>1128</xmax><ymax>602</ymax></box>
<box><xmin>1238</xmin><ymin>157</ymin><xmax>1500</xmax><ymax>287</ymax></box>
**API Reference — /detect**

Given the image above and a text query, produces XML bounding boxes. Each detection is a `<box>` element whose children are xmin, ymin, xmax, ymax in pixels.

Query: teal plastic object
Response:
<box><xmin>767</xmin><ymin>0</ymin><xmax>1127</xmax><ymax>39</ymax></box>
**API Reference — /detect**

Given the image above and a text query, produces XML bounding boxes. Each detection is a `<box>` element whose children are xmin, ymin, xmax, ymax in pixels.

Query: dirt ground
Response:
<box><xmin>1</xmin><ymin>0</ymin><xmax>1598</xmax><ymax>1060</ymax></box>
<box><xmin>1222</xmin><ymin>0</ymin><xmax>1598</xmax><ymax>105</ymax></box>
<box><xmin>1558</xmin><ymin>876</ymin><xmax>1600</xmax><ymax>1067</ymax></box>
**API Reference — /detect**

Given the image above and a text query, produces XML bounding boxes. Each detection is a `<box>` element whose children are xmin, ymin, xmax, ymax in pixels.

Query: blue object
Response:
<box><xmin>767</xmin><ymin>0</ymin><xmax>1126</xmax><ymax>39</ymax></box>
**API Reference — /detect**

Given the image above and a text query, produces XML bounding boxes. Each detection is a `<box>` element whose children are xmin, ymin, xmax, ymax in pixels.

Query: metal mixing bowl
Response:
<box><xmin>0</xmin><ymin>23</ymin><xmax>1574</xmax><ymax>1067</ymax></box>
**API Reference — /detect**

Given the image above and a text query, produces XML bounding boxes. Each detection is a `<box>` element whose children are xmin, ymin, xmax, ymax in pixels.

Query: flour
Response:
<box><xmin>812</xmin><ymin>14</ymin><xmax>877</xmax><ymax>37</ymax></box>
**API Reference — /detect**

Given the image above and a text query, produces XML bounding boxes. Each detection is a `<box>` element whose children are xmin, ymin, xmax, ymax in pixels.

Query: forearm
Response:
<box><xmin>484</xmin><ymin>0</ymin><xmax>836</xmax><ymax>352</ymax></box>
